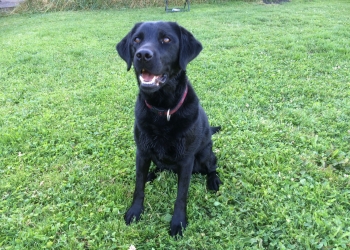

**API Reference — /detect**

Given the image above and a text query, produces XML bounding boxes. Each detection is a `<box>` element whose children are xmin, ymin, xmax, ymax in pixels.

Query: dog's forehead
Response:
<box><xmin>135</xmin><ymin>22</ymin><xmax>178</xmax><ymax>36</ymax></box>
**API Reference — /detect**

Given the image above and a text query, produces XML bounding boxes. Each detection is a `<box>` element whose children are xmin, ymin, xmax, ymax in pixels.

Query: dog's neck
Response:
<box><xmin>139</xmin><ymin>70</ymin><xmax>188</xmax><ymax>110</ymax></box>
<box><xmin>144</xmin><ymin>84</ymin><xmax>188</xmax><ymax>121</ymax></box>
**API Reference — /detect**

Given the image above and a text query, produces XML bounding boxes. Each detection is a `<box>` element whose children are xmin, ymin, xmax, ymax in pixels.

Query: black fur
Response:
<box><xmin>116</xmin><ymin>21</ymin><xmax>222</xmax><ymax>237</ymax></box>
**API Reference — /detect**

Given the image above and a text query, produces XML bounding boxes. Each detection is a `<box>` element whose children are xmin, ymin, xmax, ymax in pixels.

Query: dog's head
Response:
<box><xmin>116</xmin><ymin>22</ymin><xmax>202</xmax><ymax>93</ymax></box>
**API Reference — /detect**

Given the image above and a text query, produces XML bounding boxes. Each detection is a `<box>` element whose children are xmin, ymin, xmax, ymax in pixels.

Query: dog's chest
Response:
<box><xmin>136</xmin><ymin>125</ymin><xmax>186</xmax><ymax>161</ymax></box>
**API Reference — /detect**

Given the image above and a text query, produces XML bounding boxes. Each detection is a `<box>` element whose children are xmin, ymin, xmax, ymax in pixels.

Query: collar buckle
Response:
<box><xmin>167</xmin><ymin>109</ymin><xmax>171</xmax><ymax>121</ymax></box>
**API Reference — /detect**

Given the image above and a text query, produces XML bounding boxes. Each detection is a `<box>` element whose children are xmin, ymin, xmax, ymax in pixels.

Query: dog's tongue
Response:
<box><xmin>142</xmin><ymin>71</ymin><xmax>155</xmax><ymax>82</ymax></box>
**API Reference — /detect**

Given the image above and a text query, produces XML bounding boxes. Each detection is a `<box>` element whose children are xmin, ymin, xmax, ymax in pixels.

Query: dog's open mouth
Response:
<box><xmin>139</xmin><ymin>69</ymin><xmax>167</xmax><ymax>86</ymax></box>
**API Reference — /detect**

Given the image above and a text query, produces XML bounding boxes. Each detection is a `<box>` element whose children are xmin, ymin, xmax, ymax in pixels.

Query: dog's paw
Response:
<box><xmin>170</xmin><ymin>214</ymin><xmax>187</xmax><ymax>237</ymax></box>
<box><xmin>207</xmin><ymin>171</ymin><xmax>222</xmax><ymax>191</ymax></box>
<box><xmin>124</xmin><ymin>205</ymin><xmax>144</xmax><ymax>225</ymax></box>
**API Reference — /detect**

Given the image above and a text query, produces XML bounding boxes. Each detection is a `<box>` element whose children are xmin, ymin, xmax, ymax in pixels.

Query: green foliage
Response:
<box><xmin>1</xmin><ymin>0</ymin><xmax>350</xmax><ymax>249</ymax></box>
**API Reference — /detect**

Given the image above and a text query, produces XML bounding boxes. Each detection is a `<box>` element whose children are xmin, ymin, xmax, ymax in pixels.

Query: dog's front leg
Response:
<box><xmin>170</xmin><ymin>157</ymin><xmax>194</xmax><ymax>237</ymax></box>
<box><xmin>124</xmin><ymin>150</ymin><xmax>151</xmax><ymax>225</ymax></box>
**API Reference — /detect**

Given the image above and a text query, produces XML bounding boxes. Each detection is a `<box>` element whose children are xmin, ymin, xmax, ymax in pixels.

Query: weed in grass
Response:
<box><xmin>1</xmin><ymin>0</ymin><xmax>350</xmax><ymax>249</ymax></box>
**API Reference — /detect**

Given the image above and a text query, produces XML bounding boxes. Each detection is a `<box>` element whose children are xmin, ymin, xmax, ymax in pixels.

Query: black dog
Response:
<box><xmin>116</xmin><ymin>21</ymin><xmax>222</xmax><ymax>237</ymax></box>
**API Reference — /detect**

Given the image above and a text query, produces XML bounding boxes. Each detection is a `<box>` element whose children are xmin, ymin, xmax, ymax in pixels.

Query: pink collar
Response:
<box><xmin>144</xmin><ymin>85</ymin><xmax>188</xmax><ymax>121</ymax></box>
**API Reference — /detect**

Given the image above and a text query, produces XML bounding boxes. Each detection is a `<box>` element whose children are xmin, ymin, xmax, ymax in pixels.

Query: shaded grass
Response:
<box><xmin>1</xmin><ymin>0</ymin><xmax>350</xmax><ymax>249</ymax></box>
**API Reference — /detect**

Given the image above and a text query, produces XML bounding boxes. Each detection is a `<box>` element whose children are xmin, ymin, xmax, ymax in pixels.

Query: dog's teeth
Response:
<box><xmin>139</xmin><ymin>75</ymin><xmax>159</xmax><ymax>85</ymax></box>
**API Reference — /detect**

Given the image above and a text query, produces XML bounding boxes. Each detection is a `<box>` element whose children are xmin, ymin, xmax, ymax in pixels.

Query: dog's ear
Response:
<box><xmin>116</xmin><ymin>23</ymin><xmax>141</xmax><ymax>71</ymax></box>
<box><xmin>178</xmin><ymin>25</ymin><xmax>203</xmax><ymax>70</ymax></box>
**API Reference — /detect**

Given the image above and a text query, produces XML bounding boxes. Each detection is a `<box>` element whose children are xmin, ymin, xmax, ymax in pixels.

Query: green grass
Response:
<box><xmin>1</xmin><ymin>0</ymin><xmax>350</xmax><ymax>249</ymax></box>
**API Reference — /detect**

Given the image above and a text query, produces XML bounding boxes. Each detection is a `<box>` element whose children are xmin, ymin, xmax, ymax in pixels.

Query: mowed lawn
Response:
<box><xmin>1</xmin><ymin>0</ymin><xmax>349</xmax><ymax>249</ymax></box>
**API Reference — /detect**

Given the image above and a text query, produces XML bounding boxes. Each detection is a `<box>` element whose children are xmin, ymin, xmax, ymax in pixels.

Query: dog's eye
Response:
<box><xmin>134</xmin><ymin>37</ymin><xmax>141</xmax><ymax>43</ymax></box>
<box><xmin>161</xmin><ymin>37</ymin><xmax>171</xmax><ymax>44</ymax></box>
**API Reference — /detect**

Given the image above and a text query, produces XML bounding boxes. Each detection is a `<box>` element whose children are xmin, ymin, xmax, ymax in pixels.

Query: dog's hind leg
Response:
<box><xmin>207</xmin><ymin>170</ymin><xmax>222</xmax><ymax>191</ymax></box>
<box><xmin>195</xmin><ymin>142</ymin><xmax>222</xmax><ymax>191</ymax></box>
<box><xmin>206</xmin><ymin>150</ymin><xmax>222</xmax><ymax>191</ymax></box>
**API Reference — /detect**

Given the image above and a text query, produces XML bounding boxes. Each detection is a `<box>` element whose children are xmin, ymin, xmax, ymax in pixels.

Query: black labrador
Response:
<box><xmin>116</xmin><ymin>21</ymin><xmax>222</xmax><ymax>237</ymax></box>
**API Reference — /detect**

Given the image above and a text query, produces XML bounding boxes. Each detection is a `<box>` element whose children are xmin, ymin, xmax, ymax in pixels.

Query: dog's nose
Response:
<box><xmin>135</xmin><ymin>49</ymin><xmax>153</xmax><ymax>62</ymax></box>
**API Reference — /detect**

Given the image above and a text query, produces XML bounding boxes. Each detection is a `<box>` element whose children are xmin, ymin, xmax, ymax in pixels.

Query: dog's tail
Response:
<box><xmin>211</xmin><ymin>126</ymin><xmax>221</xmax><ymax>135</ymax></box>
